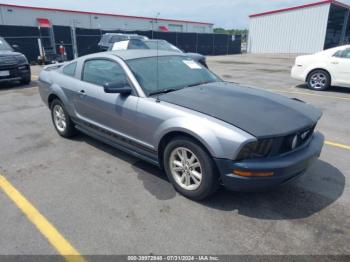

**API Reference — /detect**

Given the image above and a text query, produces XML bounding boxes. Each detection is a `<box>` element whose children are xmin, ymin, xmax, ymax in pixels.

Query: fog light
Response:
<box><xmin>233</xmin><ymin>169</ymin><xmax>274</xmax><ymax>177</ymax></box>
<box><xmin>18</xmin><ymin>66</ymin><xmax>26</xmax><ymax>70</ymax></box>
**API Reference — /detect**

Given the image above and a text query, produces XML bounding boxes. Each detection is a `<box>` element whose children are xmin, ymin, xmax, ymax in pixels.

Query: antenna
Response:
<box><xmin>155</xmin><ymin>12</ymin><xmax>160</xmax><ymax>94</ymax></box>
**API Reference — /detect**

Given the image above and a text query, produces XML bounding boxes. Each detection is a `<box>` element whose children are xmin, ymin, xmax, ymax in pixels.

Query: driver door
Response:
<box><xmin>74</xmin><ymin>58</ymin><xmax>139</xmax><ymax>139</ymax></box>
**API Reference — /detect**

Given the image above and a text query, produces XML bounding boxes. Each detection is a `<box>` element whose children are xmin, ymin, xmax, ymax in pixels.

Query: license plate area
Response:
<box><xmin>0</xmin><ymin>70</ymin><xmax>10</xmax><ymax>77</ymax></box>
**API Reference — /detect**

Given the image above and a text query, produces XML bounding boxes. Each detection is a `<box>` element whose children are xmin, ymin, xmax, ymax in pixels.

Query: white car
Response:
<box><xmin>291</xmin><ymin>45</ymin><xmax>350</xmax><ymax>90</ymax></box>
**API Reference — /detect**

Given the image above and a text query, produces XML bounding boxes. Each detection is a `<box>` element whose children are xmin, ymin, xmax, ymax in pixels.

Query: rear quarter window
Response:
<box><xmin>62</xmin><ymin>62</ymin><xmax>77</xmax><ymax>77</ymax></box>
<box><xmin>110</xmin><ymin>35</ymin><xmax>126</xmax><ymax>43</ymax></box>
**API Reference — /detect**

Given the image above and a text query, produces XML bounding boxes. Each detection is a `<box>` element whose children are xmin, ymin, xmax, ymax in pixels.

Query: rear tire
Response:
<box><xmin>163</xmin><ymin>136</ymin><xmax>219</xmax><ymax>200</ymax></box>
<box><xmin>50</xmin><ymin>99</ymin><xmax>77</xmax><ymax>138</ymax></box>
<box><xmin>307</xmin><ymin>70</ymin><xmax>331</xmax><ymax>91</ymax></box>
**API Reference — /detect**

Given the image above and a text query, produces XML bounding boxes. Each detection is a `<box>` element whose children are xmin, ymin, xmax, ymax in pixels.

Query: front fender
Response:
<box><xmin>154</xmin><ymin>116</ymin><xmax>255</xmax><ymax>159</ymax></box>
<box><xmin>305</xmin><ymin>63</ymin><xmax>331</xmax><ymax>80</ymax></box>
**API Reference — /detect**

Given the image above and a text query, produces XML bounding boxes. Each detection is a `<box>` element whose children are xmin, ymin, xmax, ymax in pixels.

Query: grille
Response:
<box><xmin>0</xmin><ymin>64</ymin><xmax>17</xmax><ymax>70</ymax></box>
<box><xmin>278</xmin><ymin>126</ymin><xmax>315</xmax><ymax>155</ymax></box>
<box><xmin>237</xmin><ymin>125</ymin><xmax>316</xmax><ymax>161</ymax></box>
<box><xmin>0</xmin><ymin>67</ymin><xmax>20</xmax><ymax>79</ymax></box>
<box><xmin>0</xmin><ymin>56</ymin><xmax>17</xmax><ymax>66</ymax></box>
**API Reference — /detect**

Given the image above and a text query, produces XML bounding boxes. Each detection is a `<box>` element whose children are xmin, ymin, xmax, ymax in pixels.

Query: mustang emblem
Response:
<box><xmin>301</xmin><ymin>130</ymin><xmax>310</xmax><ymax>140</ymax></box>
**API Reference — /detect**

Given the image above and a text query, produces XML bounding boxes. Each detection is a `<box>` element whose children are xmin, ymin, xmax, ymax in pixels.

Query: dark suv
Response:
<box><xmin>98</xmin><ymin>33</ymin><xmax>148</xmax><ymax>51</ymax></box>
<box><xmin>100</xmin><ymin>33</ymin><xmax>208</xmax><ymax>68</ymax></box>
<box><xmin>0</xmin><ymin>37</ymin><xmax>31</xmax><ymax>85</ymax></box>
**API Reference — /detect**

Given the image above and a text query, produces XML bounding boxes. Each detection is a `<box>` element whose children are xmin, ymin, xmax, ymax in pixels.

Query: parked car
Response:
<box><xmin>0</xmin><ymin>36</ymin><xmax>31</xmax><ymax>85</ymax></box>
<box><xmin>291</xmin><ymin>45</ymin><xmax>350</xmax><ymax>90</ymax></box>
<box><xmin>98</xmin><ymin>33</ymin><xmax>149</xmax><ymax>51</ymax></box>
<box><xmin>109</xmin><ymin>38</ymin><xmax>208</xmax><ymax>68</ymax></box>
<box><xmin>38</xmin><ymin>50</ymin><xmax>324</xmax><ymax>200</ymax></box>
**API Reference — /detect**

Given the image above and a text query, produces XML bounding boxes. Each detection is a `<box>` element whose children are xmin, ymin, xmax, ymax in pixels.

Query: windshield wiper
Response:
<box><xmin>149</xmin><ymin>82</ymin><xmax>214</xmax><ymax>96</ymax></box>
<box><xmin>149</xmin><ymin>88</ymin><xmax>178</xmax><ymax>96</ymax></box>
<box><xmin>187</xmin><ymin>81</ymin><xmax>212</xmax><ymax>87</ymax></box>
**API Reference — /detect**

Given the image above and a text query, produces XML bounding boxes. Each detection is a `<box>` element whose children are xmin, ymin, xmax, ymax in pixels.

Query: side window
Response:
<box><xmin>334</xmin><ymin>49</ymin><xmax>350</xmax><ymax>59</ymax></box>
<box><xmin>62</xmin><ymin>62</ymin><xmax>77</xmax><ymax>77</ymax></box>
<box><xmin>110</xmin><ymin>35</ymin><xmax>126</xmax><ymax>43</ymax></box>
<box><xmin>128</xmin><ymin>39</ymin><xmax>148</xmax><ymax>49</ymax></box>
<box><xmin>111</xmin><ymin>41</ymin><xmax>129</xmax><ymax>51</ymax></box>
<box><xmin>82</xmin><ymin>59</ymin><xmax>129</xmax><ymax>87</ymax></box>
<box><xmin>341</xmin><ymin>49</ymin><xmax>350</xmax><ymax>59</ymax></box>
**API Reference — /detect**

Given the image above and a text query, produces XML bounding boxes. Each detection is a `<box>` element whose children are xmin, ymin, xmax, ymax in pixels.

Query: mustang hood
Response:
<box><xmin>159</xmin><ymin>82</ymin><xmax>322</xmax><ymax>138</ymax></box>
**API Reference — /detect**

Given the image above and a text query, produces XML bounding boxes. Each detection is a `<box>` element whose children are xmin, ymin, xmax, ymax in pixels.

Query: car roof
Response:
<box><xmin>143</xmin><ymin>39</ymin><xmax>167</xmax><ymax>42</ymax></box>
<box><xmin>103</xmin><ymin>33</ymin><xmax>140</xmax><ymax>36</ymax></box>
<box><xmin>79</xmin><ymin>50</ymin><xmax>185</xmax><ymax>61</ymax></box>
<box><xmin>334</xmin><ymin>44</ymin><xmax>350</xmax><ymax>49</ymax></box>
<box><xmin>318</xmin><ymin>45</ymin><xmax>350</xmax><ymax>55</ymax></box>
<box><xmin>102</xmin><ymin>33</ymin><xmax>148</xmax><ymax>39</ymax></box>
<box><xmin>112</xmin><ymin>50</ymin><xmax>185</xmax><ymax>60</ymax></box>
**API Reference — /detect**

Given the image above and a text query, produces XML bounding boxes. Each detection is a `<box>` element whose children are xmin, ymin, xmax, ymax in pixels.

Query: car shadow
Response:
<box><xmin>200</xmin><ymin>160</ymin><xmax>345</xmax><ymax>219</ymax></box>
<box><xmin>296</xmin><ymin>84</ymin><xmax>350</xmax><ymax>94</ymax></box>
<box><xmin>75</xmin><ymin>134</ymin><xmax>177</xmax><ymax>200</ymax></box>
<box><xmin>0</xmin><ymin>80</ymin><xmax>37</xmax><ymax>91</ymax></box>
<box><xmin>76</xmin><ymin>134</ymin><xmax>345</xmax><ymax>220</ymax></box>
<box><xmin>132</xmin><ymin>160</ymin><xmax>176</xmax><ymax>200</ymax></box>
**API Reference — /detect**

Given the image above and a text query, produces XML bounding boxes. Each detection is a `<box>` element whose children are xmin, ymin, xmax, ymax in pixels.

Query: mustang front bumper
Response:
<box><xmin>214</xmin><ymin>132</ymin><xmax>324</xmax><ymax>192</ymax></box>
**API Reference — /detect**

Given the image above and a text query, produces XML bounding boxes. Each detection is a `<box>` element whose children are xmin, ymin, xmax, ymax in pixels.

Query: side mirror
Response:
<box><xmin>103</xmin><ymin>80</ymin><xmax>132</xmax><ymax>95</ymax></box>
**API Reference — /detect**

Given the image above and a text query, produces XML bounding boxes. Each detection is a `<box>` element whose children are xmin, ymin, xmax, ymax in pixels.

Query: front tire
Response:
<box><xmin>307</xmin><ymin>70</ymin><xmax>331</xmax><ymax>91</ymax></box>
<box><xmin>50</xmin><ymin>99</ymin><xmax>76</xmax><ymax>138</ymax></box>
<box><xmin>163</xmin><ymin>137</ymin><xmax>219</xmax><ymax>200</ymax></box>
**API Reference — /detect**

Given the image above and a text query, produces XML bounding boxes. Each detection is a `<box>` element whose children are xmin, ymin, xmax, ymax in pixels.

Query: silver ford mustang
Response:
<box><xmin>38</xmin><ymin>50</ymin><xmax>324</xmax><ymax>200</ymax></box>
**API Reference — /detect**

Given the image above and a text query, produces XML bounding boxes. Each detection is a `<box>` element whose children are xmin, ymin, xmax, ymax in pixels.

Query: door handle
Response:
<box><xmin>331</xmin><ymin>61</ymin><xmax>339</xmax><ymax>64</ymax></box>
<box><xmin>79</xmin><ymin>89</ymin><xmax>86</xmax><ymax>97</ymax></box>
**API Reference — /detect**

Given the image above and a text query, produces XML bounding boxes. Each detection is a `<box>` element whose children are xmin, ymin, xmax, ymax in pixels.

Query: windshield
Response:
<box><xmin>0</xmin><ymin>37</ymin><xmax>13</xmax><ymax>51</ymax></box>
<box><xmin>315</xmin><ymin>45</ymin><xmax>350</xmax><ymax>56</ymax></box>
<box><xmin>126</xmin><ymin>55</ymin><xmax>221</xmax><ymax>96</ymax></box>
<box><xmin>144</xmin><ymin>41</ymin><xmax>182</xmax><ymax>53</ymax></box>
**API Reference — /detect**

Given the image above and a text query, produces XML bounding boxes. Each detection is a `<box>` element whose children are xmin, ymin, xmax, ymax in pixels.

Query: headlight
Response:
<box><xmin>236</xmin><ymin>138</ymin><xmax>274</xmax><ymax>161</ymax></box>
<box><xmin>15</xmin><ymin>55</ymin><xmax>28</xmax><ymax>65</ymax></box>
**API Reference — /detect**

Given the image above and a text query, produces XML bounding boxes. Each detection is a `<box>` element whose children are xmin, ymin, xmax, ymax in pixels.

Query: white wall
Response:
<box><xmin>0</xmin><ymin>5</ymin><xmax>213</xmax><ymax>33</ymax></box>
<box><xmin>0</xmin><ymin>6</ymin><xmax>91</xmax><ymax>28</ymax></box>
<box><xmin>248</xmin><ymin>4</ymin><xmax>331</xmax><ymax>54</ymax></box>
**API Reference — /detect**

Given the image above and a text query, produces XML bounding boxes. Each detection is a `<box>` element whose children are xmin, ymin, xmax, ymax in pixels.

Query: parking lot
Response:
<box><xmin>0</xmin><ymin>54</ymin><xmax>349</xmax><ymax>257</ymax></box>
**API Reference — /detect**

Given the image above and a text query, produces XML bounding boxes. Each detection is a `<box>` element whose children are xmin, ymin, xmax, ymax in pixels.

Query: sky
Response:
<box><xmin>1</xmin><ymin>0</ymin><xmax>350</xmax><ymax>29</ymax></box>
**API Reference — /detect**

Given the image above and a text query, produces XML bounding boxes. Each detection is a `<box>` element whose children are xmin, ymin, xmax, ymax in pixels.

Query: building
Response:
<box><xmin>248</xmin><ymin>0</ymin><xmax>350</xmax><ymax>54</ymax></box>
<box><xmin>0</xmin><ymin>4</ymin><xmax>242</xmax><ymax>62</ymax></box>
<box><xmin>0</xmin><ymin>3</ymin><xmax>213</xmax><ymax>33</ymax></box>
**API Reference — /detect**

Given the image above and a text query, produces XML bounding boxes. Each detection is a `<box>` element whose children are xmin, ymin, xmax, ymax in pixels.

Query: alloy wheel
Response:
<box><xmin>169</xmin><ymin>147</ymin><xmax>202</xmax><ymax>191</ymax></box>
<box><xmin>309</xmin><ymin>72</ymin><xmax>328</xmax><ymax>89</ymax></box>
<box><xmin>53</xmin><ymin>104</ymin><xmax>67</xmax><ymax>132</ymax></box>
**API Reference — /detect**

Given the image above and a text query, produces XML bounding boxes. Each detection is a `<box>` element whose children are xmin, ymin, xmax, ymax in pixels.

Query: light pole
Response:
<box><xmin>71</xmin><ymin>19</ymin><xmax>80</xmax><ymax>58</ymax></box>
<box><xmin>152</xmin><ymin>12</ymin><xmax>160</xmax><ymax>39</ymax></box>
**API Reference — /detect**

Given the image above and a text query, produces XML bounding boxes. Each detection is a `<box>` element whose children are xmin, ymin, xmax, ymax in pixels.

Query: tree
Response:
<box><xmin>214</xmin><ymin>28</ymin><xmax>248</xmax><ymax>42</ymax></box>
<box><xmin>214</xmin><ymin>28</ymin><xmax>248</xmax><ymax>35</ymax></box>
